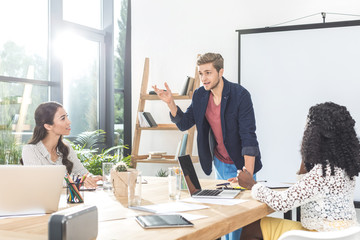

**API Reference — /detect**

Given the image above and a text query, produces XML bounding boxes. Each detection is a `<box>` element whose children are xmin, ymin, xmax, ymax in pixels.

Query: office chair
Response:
<box><xmin>278</xmin><ymin>225</ymin><xmax>360</xmax><ymax>240</ymax></box>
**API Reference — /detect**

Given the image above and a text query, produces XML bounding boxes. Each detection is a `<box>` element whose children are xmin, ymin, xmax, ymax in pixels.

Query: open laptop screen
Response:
<box><xmin>178</xmin><ymin>155</ymin><xmax>201</xmax><ymax>195</ymax></box>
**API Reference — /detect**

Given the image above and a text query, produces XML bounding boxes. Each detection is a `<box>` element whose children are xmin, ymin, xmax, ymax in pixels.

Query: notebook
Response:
<box><xmin>0</xmin><ymin>165</ymin><xmax>66</xmax><ymax>217</ymax></box>
<box><xmin>178</xmin><ymin>155</ymin><xmax>240</xmax><ymax>199</ymax></box>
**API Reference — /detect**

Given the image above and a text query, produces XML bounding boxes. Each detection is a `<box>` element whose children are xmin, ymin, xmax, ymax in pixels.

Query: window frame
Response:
<box><xmin>49</xmin><ymin>0</ymin><xmax>115</xmax><ymax>147</ymax></box>
<box><xmin>0</xmin><ymin>0</ymin><xmax>130</xmax><ymax>150</ymax></box>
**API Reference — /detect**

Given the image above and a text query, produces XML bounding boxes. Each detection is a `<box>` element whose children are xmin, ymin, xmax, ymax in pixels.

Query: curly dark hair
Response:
<box><xmin>300</xmin><ymin>102</ymin><xmax>360</xmax><ymax>180</ymax></box>
<box><xmin>28</xmin><ymin>102</ymin><xmax>74</xmax><ymax>174</ymax></box>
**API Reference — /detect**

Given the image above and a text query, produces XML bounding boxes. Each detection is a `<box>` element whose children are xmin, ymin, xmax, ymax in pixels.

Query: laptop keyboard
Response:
<box><xmin>196</xmin><ymin>189</ymin><xmax>222</xmax><ymax>196</ymax></box>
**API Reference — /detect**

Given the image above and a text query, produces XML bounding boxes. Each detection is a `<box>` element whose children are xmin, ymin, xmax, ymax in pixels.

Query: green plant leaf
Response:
<box><xmin>70</xmin><ymin>130</ymin><xmax>131</xmax><ymax>175</ymax></box>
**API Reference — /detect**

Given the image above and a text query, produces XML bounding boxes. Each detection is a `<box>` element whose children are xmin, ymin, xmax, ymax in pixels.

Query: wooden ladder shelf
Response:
<box><xmin>131</xmin><ymin>57</ymin><xmax>200</xmax><ymax>167</ymax></box>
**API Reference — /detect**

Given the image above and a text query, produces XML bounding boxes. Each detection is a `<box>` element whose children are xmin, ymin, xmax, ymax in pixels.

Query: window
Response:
<box><xmin>0</xmin><ymin>0</ymin><xmax>130</xmax><ymax>164</ymax></box>
<box><xmin>0</xmin><ymin>0</ymin><xmax>49</xmax><ymax>164</ymax></box>
<box><xmin>0</xmin><ymin>0</ymin><xmax>48</xmax><ymax>80</ymax></box>
<box><xmin>63</xmin><ymin>0</ymin><xmax>102</xmax><ymax>29</ymax></box>
<box><xmin>114</xmin><ymin>0</ymin><xmax>128</xmax><ymax>146</ymax></box>
<box><xmin>61</xmin><ymin>35</ymin><xmax>100</xmax><ymax>136</ymax></box>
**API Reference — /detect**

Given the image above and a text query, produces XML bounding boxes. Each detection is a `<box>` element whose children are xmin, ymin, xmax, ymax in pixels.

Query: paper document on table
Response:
<box><xmin>130</xmin><ymin>202</ymin><xmax>209</xmax><ymax>213</ymax></box>
<box><xmin>181</xmin><ymin>198</ymin><xmax>248</xmax><ymax>206</ymax></box>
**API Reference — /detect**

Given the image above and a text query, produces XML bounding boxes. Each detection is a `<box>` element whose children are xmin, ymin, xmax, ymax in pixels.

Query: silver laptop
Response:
<box><xmin>178</xmin><ymin>155</ymin><xmax>240</xmax><ymax>199</ymax></box>
<box><xmin>0</xmin><ymin>165</ymin><xmax>66</xmax><ymax>217</ymax></box>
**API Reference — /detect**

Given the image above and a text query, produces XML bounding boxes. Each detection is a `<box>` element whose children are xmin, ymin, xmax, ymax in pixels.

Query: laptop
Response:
<box><xmin>0</xmin><ymin>165</ymin><xmax>66</xmax><ymax>217</ymax></box>
<box><xmin>178</xmin><ymin>155</ymin><xmax>240</xmax><ymax>199</ymax></box>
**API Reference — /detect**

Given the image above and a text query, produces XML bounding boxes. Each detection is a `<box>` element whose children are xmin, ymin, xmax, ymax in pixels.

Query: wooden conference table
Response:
<box><xmin>0</xmin><ymin>177</ymin><xmax>274</xmax><ymax>240</ymax></box>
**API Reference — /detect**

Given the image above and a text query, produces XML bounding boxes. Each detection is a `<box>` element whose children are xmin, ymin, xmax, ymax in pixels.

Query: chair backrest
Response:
<box><xmin>278</xmin><ymin>226</ymin><xmax>360</xmax><ymax>240</ymax></box>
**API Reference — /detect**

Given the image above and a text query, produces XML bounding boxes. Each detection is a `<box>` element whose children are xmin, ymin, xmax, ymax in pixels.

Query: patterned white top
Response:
<box><xmin>22</xmin><ymin>140</ymin><xmax>88</xmax><ymax>176</ymax></box>
<box><xmin>251</xmin><ymin>164</ymin><xmax>358</xmax><ymax>231</ymax></box>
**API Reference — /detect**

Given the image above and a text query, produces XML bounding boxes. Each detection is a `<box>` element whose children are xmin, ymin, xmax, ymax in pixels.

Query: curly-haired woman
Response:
<box><xmin>238</xmin><ymin>102</ymin><xmax>360</xmax><ymax>240</ymax></box>
<box><xmin>22</xmin><ymin>101</ymin><xmax>101</xmax><ymax>189</ymax></box>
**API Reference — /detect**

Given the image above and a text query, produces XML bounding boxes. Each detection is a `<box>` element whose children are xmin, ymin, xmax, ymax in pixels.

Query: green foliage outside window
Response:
<box><xmin>0</xmin><ymin>126</ymin><xmax>21</xmax><ymax>165</ymax></box>
<box><xmin>114</xmin><ymin>0</ymin><xmax>127</xmax><ymax>126</ymax></box>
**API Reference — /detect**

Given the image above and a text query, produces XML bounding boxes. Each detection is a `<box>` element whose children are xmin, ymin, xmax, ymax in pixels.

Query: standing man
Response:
<box><xmin>153</xmin><ymin>53</ymin><xmax>262</xmax><ymax>240</ymax></box>
<box><xmin>153</xmin><ymin>53</ymin><xmax>262</xmax><ymax>180</ymax></box>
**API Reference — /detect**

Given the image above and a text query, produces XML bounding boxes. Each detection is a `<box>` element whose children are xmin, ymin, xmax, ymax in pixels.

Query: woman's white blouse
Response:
<box><xmin>251</xmin><ymin>164</ymin><xmax>358</xmax><ymax>231</ymax></box>
<box><xmin>22</xmin><ymin>140</ymin><xmax>88</xmax><ymax>176</ymax></box>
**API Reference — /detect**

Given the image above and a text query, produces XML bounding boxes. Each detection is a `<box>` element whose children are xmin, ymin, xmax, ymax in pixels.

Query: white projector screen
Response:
<box><xmin>238</xmin><ymin>20</ymin><xmax>360</xmax><ymax>202</ymax></box>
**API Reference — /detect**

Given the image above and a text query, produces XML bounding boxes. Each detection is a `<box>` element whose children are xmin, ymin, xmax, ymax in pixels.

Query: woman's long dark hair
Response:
<box><xmin>301</xmin><ymin>102</ymin><xmax>360</xmax><ymax>180</ymax></box>
<box><xmin>28</xmin><ymin>102</ymin><xmax>73</xmax><ymax>174</ymax></box>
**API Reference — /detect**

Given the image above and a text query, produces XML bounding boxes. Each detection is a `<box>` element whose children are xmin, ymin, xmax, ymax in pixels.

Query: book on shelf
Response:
<box><xmin>179</xmin><ymin>133</ymin><xmax>188</xmax><ymax>157</ymax></box>
<box><xmin>174</xmin><ymin>139</ymin><xmax>182</xmax><ymax>161</ymax></box>
<box><xmin>139</xmin><ymin>112</ymin><xmax>157</xmax><ymax>127</ymax></box>
<box><xmin>149</xmin><ymin>151</ymin><xmax>167</xmax><ymax>155</ymax></box>
<box><xmin>186</xmin><ymin>77</ymin><xmax>195</xmax><ymax>96</ymax></box>
<box><xmin>146</xmin><ymin>158</ymin><xmax>168</xmax><ymax>161</ymax></box>
<box><xmin>148</xmin><ymin>151</ymin><xmax>166</xmax><ymax>160</ymax></box>
<box><xmin>138</xmin><ymin>112</ymin><xmax>150</xmax><ymax>127</ymax></box>
<box><xmin>173</xmin><ymin>134</ymin><xmax>188</xmax><ymax>161</ymax></box>
<box><xmin>180</xmin><ymin>76</ymin><xmax>190</xmax><ymax>96</ymax></box>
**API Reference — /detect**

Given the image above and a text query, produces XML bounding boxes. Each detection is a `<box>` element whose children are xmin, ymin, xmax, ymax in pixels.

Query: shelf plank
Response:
<box><xmin>136</xmin><ymin>123</ymin><xmax>178</xmax><ymax>130</ymax></box>
<box><xmin>133</xmin><ymin>155</ymin><xmax>199</xmax><ymax>164</ymax></box>
<box><xmin>140</xmin><ymin>94</ymin><xmax>192</xmax><ymax>100</ymax></box>
<box><xmin>137</xmin><ymin>159</ymin><xmax>179</xmax><ymax>164</ymax></box>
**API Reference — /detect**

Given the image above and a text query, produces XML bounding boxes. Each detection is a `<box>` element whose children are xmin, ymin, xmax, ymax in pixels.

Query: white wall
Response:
<box><xmin>132</xmin><ymin>0</ymin><xmax>360</xmax><ymax>177</ymax></box>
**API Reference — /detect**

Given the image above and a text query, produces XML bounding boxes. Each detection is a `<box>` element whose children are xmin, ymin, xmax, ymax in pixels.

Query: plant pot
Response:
<box><xmin>111</xmin><ymin>168</ymin><xmax>137</xmax><ymax>198</ymax></box>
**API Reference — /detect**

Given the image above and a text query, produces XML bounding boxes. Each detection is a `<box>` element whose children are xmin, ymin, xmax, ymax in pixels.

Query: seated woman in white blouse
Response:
<box><xmin>238</xmin><ymin>102</ymin><xmax>360</xmax><ymax>240</ymax></box>
<box><xmin>22</xmin><ymin>101</ymin><xmax>101</xmax><ymax>189</ymax></box>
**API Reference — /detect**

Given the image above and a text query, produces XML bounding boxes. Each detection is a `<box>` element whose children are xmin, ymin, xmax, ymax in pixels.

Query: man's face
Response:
<box><xmin>198</xmin><ymin>63</ymin><xmax>223</xmax><ymax>91</ymax></box>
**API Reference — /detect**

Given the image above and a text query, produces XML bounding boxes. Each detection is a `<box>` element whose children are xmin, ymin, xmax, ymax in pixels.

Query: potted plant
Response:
<box><xmin>69</xmin><ymin>130</ymin><xmax>131</xmax><ymax>175</ymax></box>
<box><xmin>111</xmin><ymin>161</ymin><xmax>134</xmax><ymax>198</ymax></box>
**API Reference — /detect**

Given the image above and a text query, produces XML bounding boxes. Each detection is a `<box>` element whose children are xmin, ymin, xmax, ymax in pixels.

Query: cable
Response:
<box><xmin>267</xmin><ymin>12</ymin><xmax>360</xmax><ymax>28</ymax></box>
<box><xmin>325</xmin><ymin>12</ymin><xmax>360</xmax><ymax>18</ymax></box>
<box><xmin>268</xmin><ymin>12</ymin><xmax>321</xmax><ymax>27</ymax></box>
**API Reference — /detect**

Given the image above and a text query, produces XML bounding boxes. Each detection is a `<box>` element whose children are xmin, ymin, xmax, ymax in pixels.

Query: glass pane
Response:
<box><xmin>113</xmin><ymin>0</ymin><xmax>127</xmax><ymax>145</ymax></box>
<box><xmin>114</xmin><ymin>92</ymin><xmax>124</xmax><ymax>145</ymax></box>
<box><xmin>63</xmin><ymin>0</ymin><xmax>102</xmax><ymax>29</ymax></box>
<box><xmin>0</xmin><ymin>0</ymin><xmax>48</xmax><ymax>80</ymax></box>
<box><xmin>0</xmin><ymin>82</ymin><xmax>49</xmax><ymax>164</ymax></box>
<box><xmin>61</xmin><ymin>34</ymin><xmax>100</xmax><ymax>136</ymax></box>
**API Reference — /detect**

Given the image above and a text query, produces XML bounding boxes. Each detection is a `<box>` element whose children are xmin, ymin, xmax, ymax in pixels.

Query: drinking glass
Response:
<box><xmin>168</xmin><ymin>167</ymin><xmax>181</xmax><ymax>200</ymax></box>
<box><xmin>102</xmin><ymin>162</ymin><xmax>114</xmax><ymax>190</ymax></box>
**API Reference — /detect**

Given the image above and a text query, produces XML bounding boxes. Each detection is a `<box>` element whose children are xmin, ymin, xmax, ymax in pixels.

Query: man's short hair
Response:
<box><xmin>197</xmin><ymin>53</ymin><xmax>224</xmax><ymax>72</ymax></box>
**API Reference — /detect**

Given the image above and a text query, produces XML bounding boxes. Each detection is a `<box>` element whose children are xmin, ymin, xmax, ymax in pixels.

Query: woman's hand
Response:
<box><xmin>237</xmin><ymin>167</ymin><xmax>256</xmax><ymax>190</ymax></box>
<box><xmin>84</xmin><ymin>175</ymin><xmax>102</xmax><ymax>189</ymax></box>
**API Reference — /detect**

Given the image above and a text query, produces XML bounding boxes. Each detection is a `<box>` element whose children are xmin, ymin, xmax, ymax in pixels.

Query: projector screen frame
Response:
<box><xmin>236</xmin><ymin>19</ymin><xmax>360</xmax><ymax>84</ymax></box>
<box><xmin>236</xmin><ymin>19</ymin><xmax>360</xmax><ymax>208</ymax></box>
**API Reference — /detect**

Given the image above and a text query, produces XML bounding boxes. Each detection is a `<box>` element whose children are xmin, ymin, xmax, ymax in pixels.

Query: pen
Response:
<box><xmin>80</xmin><ymin>173</ymin><xmax>89</xmax><ymax>184</ymax></box>
<box><xmin>216</xmin><ymin>182</ymin><xmax>230</xmax><ymax>186</ymax></box>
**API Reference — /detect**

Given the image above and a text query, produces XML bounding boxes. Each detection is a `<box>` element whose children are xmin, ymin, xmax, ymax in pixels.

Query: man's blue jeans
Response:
<box><xmin>214</xmin><ymin>156</ymin><xmax>256</xmax><ymax>240</ymax></box>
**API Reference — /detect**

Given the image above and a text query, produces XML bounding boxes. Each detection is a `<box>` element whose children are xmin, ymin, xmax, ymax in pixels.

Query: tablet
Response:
<box><xmin>135</xmin><ymin>214</ymin><xmax>194</xmax><ymax>228</ymax></box>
